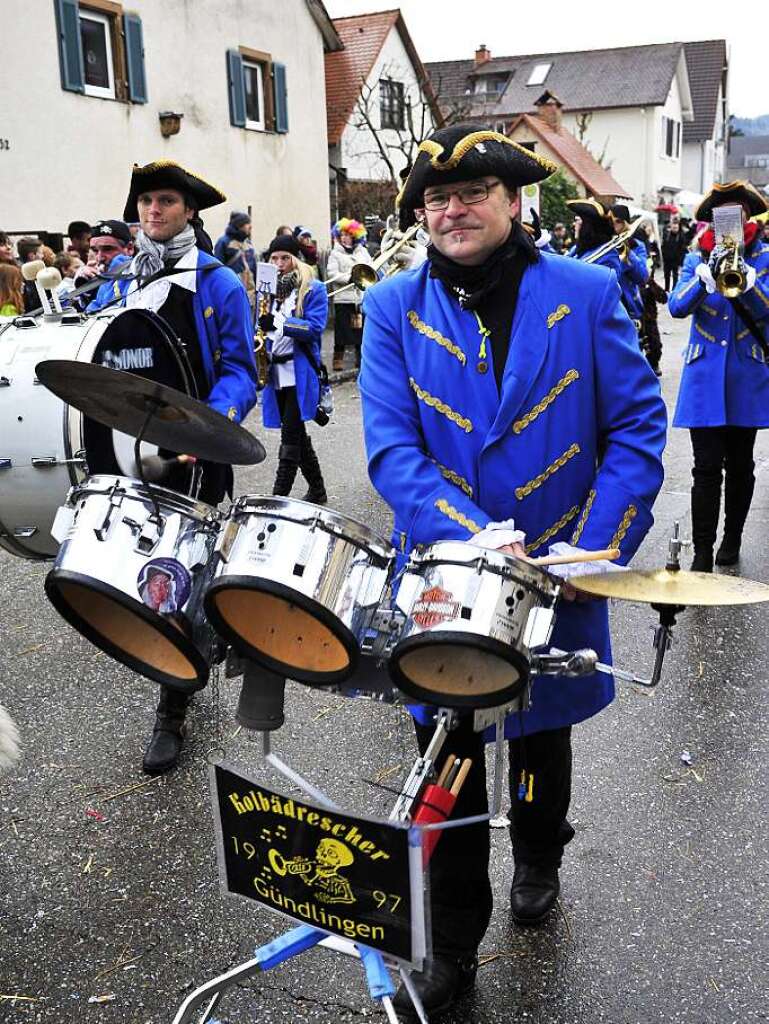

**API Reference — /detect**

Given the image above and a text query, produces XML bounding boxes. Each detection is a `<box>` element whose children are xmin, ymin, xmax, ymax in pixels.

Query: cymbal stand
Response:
<box><xmin>133</xmin><ymin>398</ymin><xmax>163</xmax><ymax>527</ymax></box>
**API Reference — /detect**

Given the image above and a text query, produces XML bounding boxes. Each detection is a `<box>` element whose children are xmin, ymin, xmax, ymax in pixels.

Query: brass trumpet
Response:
<box><xmin>328</xmin><ymin>222</ymin><xmax>421</xmax><ymax>298</ymax></box>
<box><xmin>714</xmin><ymin>242</ymin><xmax>747</xmax><ymax>298</ymax></box>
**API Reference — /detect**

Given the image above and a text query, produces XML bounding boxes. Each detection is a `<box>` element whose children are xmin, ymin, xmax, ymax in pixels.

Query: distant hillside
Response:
<box><xmin>732</xmin><ymin>114</ymin><xmax>769</xmax><ymax>135</ymax></box>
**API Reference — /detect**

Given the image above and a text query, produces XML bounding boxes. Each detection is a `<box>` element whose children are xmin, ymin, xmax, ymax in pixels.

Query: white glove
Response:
<box><xmin>542</xmin><ymin>542</ymin><xmax>627</xmax><ymax>580</ymax></box>
<box><xmin>695</xmin><ymin>263</ymin><xmax>717</xmax><ymax>294</ymax></box>
<box><xmin>744</xmin><ymin>264</ymin><xmax>757</xmax><ymax>292</ymax></box>
<box><xmin>272</xmin><ymin>309</ymin><xmax>286</xmax><ymax>335</ymax></box>
<box><xmin>470</xmin><ymin>518</ymin><xmax>526</xmax><ymax>552</ymax></box>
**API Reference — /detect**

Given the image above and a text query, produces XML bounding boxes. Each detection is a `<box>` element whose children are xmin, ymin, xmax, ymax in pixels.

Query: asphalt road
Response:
<box><xmin>1</xmin><ymin>305</ymin><xmax>768</xmax><ymax>1024</ymax></box>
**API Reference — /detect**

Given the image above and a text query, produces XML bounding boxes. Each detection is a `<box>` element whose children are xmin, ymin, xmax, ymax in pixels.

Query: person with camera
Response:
<box><xmin>260</xmin><ymin>234</ymin><xmax>329</xmax><ymax>504</ymax></box>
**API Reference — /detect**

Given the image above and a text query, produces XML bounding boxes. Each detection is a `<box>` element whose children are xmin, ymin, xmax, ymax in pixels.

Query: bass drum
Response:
<box><xmin>0</xmin><ymin>309</ymin><xmax>195</xmax><ymax>560</ymax></box>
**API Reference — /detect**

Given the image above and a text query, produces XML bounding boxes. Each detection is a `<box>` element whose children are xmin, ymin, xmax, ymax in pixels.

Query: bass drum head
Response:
<box><xmin>45</xmin><ymin>569</ymin><xmax>210</xmax><ymax>692</ymax></box>
<box><xmin>387</xmin><ymin>632</ymin><xmax>529</xmax><ymax>709</ymax></box>
<box><xmin>84</xmin><ymin>308</ymin><xmax>196</xmax><ymax>495</ymax></box>
<box><xmin>205</xmin><ymin>577</ymin><xmax>358</xmax><ymax>685</ymax></box>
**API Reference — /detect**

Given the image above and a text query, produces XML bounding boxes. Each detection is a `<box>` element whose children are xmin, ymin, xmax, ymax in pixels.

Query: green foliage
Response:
<box><xmin>540</xmin><ymin>169</ymin><xmax>580</xmax><ymax>230</ymax></box>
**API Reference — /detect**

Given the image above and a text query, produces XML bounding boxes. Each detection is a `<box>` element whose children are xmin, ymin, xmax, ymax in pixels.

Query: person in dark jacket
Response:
<box><xmin>661</xmin><ymin>219</ymin><xmax>688</xmax><ymax>291</ymax></box>
<box><xmin>214</xmin><ymin>211</ymin><xmax>256</xmax><ymax>311</ymax></box>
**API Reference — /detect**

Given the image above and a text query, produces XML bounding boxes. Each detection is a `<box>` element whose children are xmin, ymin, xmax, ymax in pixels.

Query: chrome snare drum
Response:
<box><xmin>205</xmin><ymin>497</ymin><xmax>394</xmax><ymax>684</ymax></box>
<box><xmin>389</xmin><ymin>541</ymin><xmax>561</xmax><ymax>708</ymax></box>
<box><xmin>45</xmin><ymin>475</ymin><xmax>221</xmax><ymax>691</ymax></box>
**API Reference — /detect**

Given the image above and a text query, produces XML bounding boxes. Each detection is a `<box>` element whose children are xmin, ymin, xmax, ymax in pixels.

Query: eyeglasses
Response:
<box><xmin>422</xmin><ymin>180</ymin><xmax>503</xmax><ymax>211</ymax></box>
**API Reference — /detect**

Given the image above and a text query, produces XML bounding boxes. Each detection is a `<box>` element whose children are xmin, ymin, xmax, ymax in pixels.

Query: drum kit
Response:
<box><xmin>5</xmin><ymin>312</ymin><xmax>769</xmax><ymax>1024</ymax></box>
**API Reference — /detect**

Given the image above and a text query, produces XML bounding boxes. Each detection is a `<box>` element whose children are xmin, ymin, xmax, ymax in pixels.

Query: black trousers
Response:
<box><xmin>414</xmin><ymin>717</ymin><xmax>574</xmax><ymax>955</ymax></box>
<box><xmin>663</xmin><ymin>263</ymin><xmax>680</xmax><ymax>292</ymax></box>
<box><xmin>276</xmin><ymin>386</ymin><xmax>306</xmax><ymax>449</ymax></box>
<box><xmin>333</xmin><ymin>304</ymin><xmax>363</xmax><ymax>360</ymax></box>
<box><xmin>689</xmin><ymin>427</ymin><xmax>757</xmax><ymax>548</ymax></box>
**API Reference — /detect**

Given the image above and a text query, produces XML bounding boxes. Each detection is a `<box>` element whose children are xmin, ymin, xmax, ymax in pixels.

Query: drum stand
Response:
<box><xmin>171</xmin><ymin>677</ymin><xmax>511</xmax><ymax>1024</ymax></box>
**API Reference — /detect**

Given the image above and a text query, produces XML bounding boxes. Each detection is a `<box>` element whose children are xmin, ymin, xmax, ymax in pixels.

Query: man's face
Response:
<box><xmin>90</xmin><ymin>236</ymin><xmax>130</xmax><ymax>271</ymax></box>
<box><xmin>72</xmin><ymin>232</ymin><xmax>91</xmax><ymax>255</ymax></box>
<box><xmin>147</xmin><ymin>573</ymin><xmax>170</xmax><ymax>607</ymax></box>
<box><xmin>417</xmin><ymin>176</ymin><xmax>518</xmax><ymax>266</ymax></box>
<box><xmin>611</xmin><ymin>216</ymin><xmax>627</xmax><ymax>235</ymax></box>
<box><xmin>269</xmin><ymin>251</ymin><xmax>294</xmax><ymax>274</ymax></box>
<box><xmin>137</xmin><ymin>189</ymin><xmax>193</xmax><ymax>242</ymax></box>
<box><xmin>554</xmin><ymin>224</ymin><xmax>565</xmax><ymax>237</ymax></box>
<box><xmin>0</xmin><ymin>240</ymin><xmax>13</xmax><ymax>260</ymax></box>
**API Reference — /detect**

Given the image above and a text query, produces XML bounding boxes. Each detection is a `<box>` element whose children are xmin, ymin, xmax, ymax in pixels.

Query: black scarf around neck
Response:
<box><xmin>427</xmin><ymin>221</ymin><xmax>538</xmax><ymax>310</ymax></box>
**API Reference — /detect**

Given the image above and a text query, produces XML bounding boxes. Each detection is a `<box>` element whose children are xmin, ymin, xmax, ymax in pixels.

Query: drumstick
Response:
<box><xmin>435</xmin><ymin>756</ymin><xmax>455</xmax><ymax>788</ymax></box>
<box><xmin>531</xmin><ymin>547</ymin><xmax>620</xmax><ymax>567</ymax></box>
<box><xmin>443</xmin><ymin>757</ymin><xmax>462</xmax><ymax>790</ymax></box>
<box><xmin>449</xmin><ymin>759</ymin><xmax>473</xmax><ymax>797</ymax></box>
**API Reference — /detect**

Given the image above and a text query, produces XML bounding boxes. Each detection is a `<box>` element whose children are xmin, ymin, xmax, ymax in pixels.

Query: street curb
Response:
<box><xmin>328</xmin><ymin>368</ymin><xmax>359</xmax><ymax>386</ymax></box>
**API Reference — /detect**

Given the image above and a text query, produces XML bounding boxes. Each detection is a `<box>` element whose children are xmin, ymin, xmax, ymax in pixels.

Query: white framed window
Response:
<box><xmin>79</xmin><ymin>9</ymin><xmax>115</xmax><ymax>99</ymax></box>
<box><xmin>243</xmin><ymin>59</ymin><xmax>265</xmax><ymax>131</ymax></box>
<box><xmin>527</xmin><ymin>63</ymin><xmax>552</xmax><ymax>86</ymax></box>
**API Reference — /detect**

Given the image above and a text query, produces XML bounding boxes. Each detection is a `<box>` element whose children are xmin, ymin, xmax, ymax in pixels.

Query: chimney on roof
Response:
<box><xmin>475</xmin><ymin>44</ymin><xmax>491</xmax><ymax>65</ymax></box>
<box><xmin>534</xmin><ymin>90</ymin><xmax>563</xmax><ymax>132</ymax></box>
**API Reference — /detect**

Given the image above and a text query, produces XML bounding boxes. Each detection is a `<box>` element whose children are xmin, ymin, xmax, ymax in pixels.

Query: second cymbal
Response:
<box><xmin>570</xmin><ymin>568</ymin><xmax>769</xmax><ymax>606</ymax></box>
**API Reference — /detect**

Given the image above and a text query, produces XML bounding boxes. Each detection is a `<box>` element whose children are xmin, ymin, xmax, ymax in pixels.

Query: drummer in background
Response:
<box><xmin>669</xmin><ymin>181</ymin><xmax>769</xmax><ymax>573</ymax></box>
<box><xmin>359</xmin><ymin>124</ymin><xmax>666</xmax><ymax>1019</ymax></box>
<box><xmin>108</xmin><ymin>160</ymin><xmax>257</xmax><ymax>775</ymax></box>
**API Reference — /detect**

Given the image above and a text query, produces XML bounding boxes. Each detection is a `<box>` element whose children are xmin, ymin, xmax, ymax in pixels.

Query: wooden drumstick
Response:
<box><xmin>435</xmin><ymin>756</ymin><xmax>455</xmax><ymax>788</ymax></box>
<box><xmin>449</xmin><ymin>758</ymin><xmax>473</xmax><ymax>797</ymax></box>
<box><xmin>531</xmin><ymin>547</ymin><xmax>620</xmax><ymax>567</ymax></box>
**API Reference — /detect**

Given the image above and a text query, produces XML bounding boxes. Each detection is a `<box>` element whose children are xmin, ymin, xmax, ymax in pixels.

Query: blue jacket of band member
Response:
<box><xmin>669</xmin><ymin>240</ymin><xmax>769</xmax><ymax>428</ymax></box>
<box><xmin>85</xmin><ymin>253</ymin><xmax>132</xmax><ymax>314</ymax></box>
<box><xmin>100</xmin><ymin>249</ymin><xmax>257</xmax><ymax>423</ymax></box>
<box><xmin>360</xmin><ymin>253</ymin><xmax>667</xmax><ymax>739</ymax></box>
<box><xmin>617</xmin><ymin>239</ymin><xmax>650</xmax><ymax>321</ymax></box>
<box><xmin>261</xmin><ymin>280</ymin><xmax>328</xmax><ymax>428</ymax></box>
<box><xmin>572</xmin><ymin>244</ymin><xmax>623</xmax><ymax>281</ymax></box>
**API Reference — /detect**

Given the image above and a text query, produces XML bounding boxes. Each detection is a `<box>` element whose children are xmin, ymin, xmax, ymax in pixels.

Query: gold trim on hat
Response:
<box><xmin>566</xmin><ymin>197</ymin><xmax>613</xmax><ymax>220</ymax></box>
<box><xmin>131</xmin><ymin>160</ymin><xmax>226</xmax><ymax>203</ymax></box>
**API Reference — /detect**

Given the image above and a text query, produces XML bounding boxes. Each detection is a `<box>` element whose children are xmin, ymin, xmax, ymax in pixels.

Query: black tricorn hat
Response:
<box><xmin>396</xmin><ymin>123</ymin><xmax>556</xmax><ymax>230</ymax></box>
<box><xmin>610</xmin><ymin>203</ymin><xmax>632</xmax><ymax>222</ymax></box>
<box><xmin>566</xmin><ymin>197</ymin><xmax>614</xmax><ymax>225</ymax></box>
<box><xmin>123</xmin><ymin>160</ymin><xmax>226</xmax><ymax>221</ymax></box>
<box><xmin>695</xmin><ymin>180</ymin><xmax>768</xmax><ymax>222</ymax></box>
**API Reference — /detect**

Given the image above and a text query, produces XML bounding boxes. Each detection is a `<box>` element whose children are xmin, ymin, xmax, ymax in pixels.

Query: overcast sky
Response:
<box><xmin>324</xmin><ymin>0</ymin><xmax>766</xmax><ymax>118</ymax></box>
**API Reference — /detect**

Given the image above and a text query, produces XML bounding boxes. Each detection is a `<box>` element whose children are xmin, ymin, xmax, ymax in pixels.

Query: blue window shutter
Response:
<box><xmin>273</xmin><ymin>62</ymin><xmax>288</xmax><ymax>133</ymax></box>
<box><xmin>227</xmin><ymin>50</ymin><xmax>246</xmax><ymax>127</ymax></box>
<box><xmin>124</xmin><ymin>13</ymin><xmax>148</xmax><ymax>103</ymax></box>
<box><xmin>53</xmin><ymin>0</ymin><xmax>84</xmax><ymax>93</ymax></box>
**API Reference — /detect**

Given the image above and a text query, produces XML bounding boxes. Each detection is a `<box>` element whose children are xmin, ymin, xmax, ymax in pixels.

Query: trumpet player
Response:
<box><xmin>669</xmin><ymin>181</ymin><xmax>769</xmax><ymax>572</ymax></box>
<box><xmin>327</xmin><ymin>218</ymin><xmax>374</xmax><ymax>371</ymax></box>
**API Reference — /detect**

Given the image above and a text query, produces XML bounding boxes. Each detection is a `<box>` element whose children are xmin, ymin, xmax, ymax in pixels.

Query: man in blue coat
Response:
<box><xmin>359</xmin><ymin>124</ymin><xmax>666</xmax><ymax>1019</ymax></box>
<box><xmin>669</xmin><ymin>180</ymin><xmax>769</xmax><ymax>572</ymax></box>
<box><xmin>103</xmin><ymin>161</ymin><xmax>257</xmax><ymax>774</ymax></box>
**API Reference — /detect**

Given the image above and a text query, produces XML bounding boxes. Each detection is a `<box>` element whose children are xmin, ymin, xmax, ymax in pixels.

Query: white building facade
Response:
<box><xmin>0</xmin><ymin>0</ymin><xmax>340</xmax><ymax>246</ymax></box>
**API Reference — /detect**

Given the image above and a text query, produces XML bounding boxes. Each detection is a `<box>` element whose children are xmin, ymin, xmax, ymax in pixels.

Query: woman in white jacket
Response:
<box><xmin>326</xmin><ymin>218</ymin><xmax>374</xmax><ymax>371</ymax></box>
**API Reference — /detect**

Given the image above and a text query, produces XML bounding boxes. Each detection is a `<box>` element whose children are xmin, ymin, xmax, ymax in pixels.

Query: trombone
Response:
<box><xmin>327</xmin><ymin>222</ymin><xmax>421</xmax><ymax>298</ymax></box>
<box><xmin>583</xmin><ymin>214</ymin><xmax>650</xmax><ymax>265</ymax></box>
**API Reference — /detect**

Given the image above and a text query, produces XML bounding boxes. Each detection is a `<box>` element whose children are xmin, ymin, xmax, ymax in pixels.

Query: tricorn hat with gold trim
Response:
<box><xmin>123</xmin><ymin>160</ymin><xmax>226</xmax><ymax>222</ymax></box>
<box><xmin>695</xmin><ymin>180</ymin><xmax>768</xmax><ymax>222</ymax></box>
<box><xmin>566</xmin><ymin>197</ymin><xmax>615</xmax><ymax>244</ymax></box>
<box><xmin>397</xmin><ymin>123</ymin><xmax>556</xmax><ymax>230</ymax></box>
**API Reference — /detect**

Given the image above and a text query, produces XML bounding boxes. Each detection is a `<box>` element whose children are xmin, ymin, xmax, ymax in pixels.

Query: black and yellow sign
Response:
<box><xmin>211</xmin><ymin>764</ymin><xmax>418</xmax><ymax>964</ymax></box>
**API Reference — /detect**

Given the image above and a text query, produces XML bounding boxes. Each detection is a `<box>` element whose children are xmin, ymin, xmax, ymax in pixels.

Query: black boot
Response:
<box><xmin>510</xmin><ymin>862</ymin><xmax>560</xmax><ymax>924</ymax></box>
<box><xmin>272</xmin><ymin>443</ymin><xmax>300</xmax><ymax>497</ymax></box>
<box><xmin>299</xmin><ymin>434</ymin><xmax>327</xmax><ymax>504</ymax></box>
<box><xmin>716</xmin><ymin>471</ymin><xmax>754</xmax><ymax>566</ymax></box>
<box><xmin>689</xmin><ymin>479</ymin><xmax>720</xmax><ymax>574</ymax></box>
<box><xmin>392</xmin><ymin>953</ymin><xmax>478</xmax><ymax>1021</ymax></box>
<box><xmin>142</xmin><ymin>686</ymin><xmax>190</xmax><ymax>775</ymax></box>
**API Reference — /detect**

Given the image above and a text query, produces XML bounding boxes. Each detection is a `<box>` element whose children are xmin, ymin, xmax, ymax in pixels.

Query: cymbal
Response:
<box><xmin>570</xmin><ymin>568</ymin><xmax>769</xmax><ymax>606</ymax></box>
<box><xmin>36</xmin><ymin>360</ymin><xmax>266</xmax><ymax>466</ymax></box>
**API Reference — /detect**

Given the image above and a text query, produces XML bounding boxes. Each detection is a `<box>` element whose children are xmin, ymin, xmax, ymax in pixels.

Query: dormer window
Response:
<box><xmin>527</xmin><ymin>62</ymin><xmax>552</xmax><ymax>86</ymax></box>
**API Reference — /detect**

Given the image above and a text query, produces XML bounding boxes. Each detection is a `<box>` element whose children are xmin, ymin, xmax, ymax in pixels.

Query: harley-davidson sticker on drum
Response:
<box><xmin>411</xmin><ymin>585</ymin><xmax>461</xmax><ymax>628</ymax></box>
<box><xmin>137</xmin><ymin>557</ymin><xmax>192</xmax><ymax>614</ymax></box>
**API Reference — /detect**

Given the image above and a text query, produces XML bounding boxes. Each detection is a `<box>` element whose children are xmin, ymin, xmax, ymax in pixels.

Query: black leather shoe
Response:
<box><xmin>691</xmin><ymin>548</ymin><xmax>714</xmax><ymax>573</ymax></box>
<box><xmin>142</xmin><ymin>725</ymin><xmax>185</xmax><ymax>774</ymax></box>
<box><xmin>510</xmin><ymin>862</ymin><xmax>559</xmax><ymax>925</ymax></box>
<box><xmin>300</xmin><ymin>488</ymin><xmax>328</xmax><ymax>505</ymax></box>
<box><xmin>715</xmin><ymin>534</ymin><xmax>741</xmax><ymax>566</ymax></box>
<box><xmin>392</xmin><ymin>953</ymin><xmax>477</xmax><ymax>1021</ymax></box>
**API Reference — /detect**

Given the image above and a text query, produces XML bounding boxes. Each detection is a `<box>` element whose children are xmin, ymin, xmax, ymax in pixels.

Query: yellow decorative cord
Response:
<box><xmin>546</xmin><ymin>304</ymin><xmax>571</xmax><ymax>329</ymax></box>
<box><xmin>434</xmin><ymin>498</ymin><xmax>481</xmax><ymax>534</ymax></box>
<box><xmin>436</xmin><ymin>462</ymin><xmax>473</xmax><ymax>497</ymax></box>
<box><xmin>571</xmin><ymin>489</ymin><xmax>596</xmax><ymax>545</ymax></box>
<box><xmin>700</xmin><ymin>304</ymin><xmax>718</xmax><ymax>317</ymax></box>
<box><xmin>609</xmin><ymin>505</ymin><xmax>637</xmax><ymax>550</ymax></box>
<box><xmin>737</xmin><ymin>328</ymin><xmax>750</xmax><ymax>340</ymax></box>
<box><xmin>676</xmin><ymin>277</ymin><xmax>700</xmax><ymax>300</ymax></box>
<box><xmin>407</xmin><ymin>311</ymin><xmax>466</xmax><ymax>366</ymax></box>
<box><xmin>515</xmin><ymin>443</ymin><xmax>581</xmax><ymax>500</ymax></box>
<box><xmin>513</xmin><ymin>369</ymin><xmax>580</xmax><ymax>435</ymax></box>
<box><xmin>409</xmin><ymin>378</ymin><xmax>473</xmax><ymax>432</ymax></box>
<box><xmin>473</xmin><ymin>311</ymin><xmax>490</xmax><ymax>361</ymax></box>
<box><xmin>525</xmin><ymin>505</ymin><xmax>580</xmax><ymax>554</ymax></box>
<box><xmin>695</xmin><ymin>323</ymin><xmax>716</xmax><ymax>343</ymax></box>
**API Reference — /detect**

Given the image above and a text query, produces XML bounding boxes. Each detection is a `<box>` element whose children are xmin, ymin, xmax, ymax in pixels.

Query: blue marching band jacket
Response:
<box><xmin>91</xmin><ymin>249</ymin><xmax>257</xmax><ymax>423</ymax></box>
<box><xmin>261</xmin><ymin>280</ymin><xmax>328</xmax><ymax>428</ymax></box>
<box><xmin>669</xmin><ymin>240</ymin><xmax>769</xmax><ymax>428</ymax></box>
<box><xmin>360</xmin><ymin>254</ymin><xmax>667</xmax><ymax>738</ymax></box>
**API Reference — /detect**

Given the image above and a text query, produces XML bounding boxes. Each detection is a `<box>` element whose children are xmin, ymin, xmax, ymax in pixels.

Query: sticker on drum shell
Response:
<box><xmin>137</xmin><ymin>558</ymin><xmax>192</xmax><ymax>614</ymax></box>
<box><xmin>411</xmin><ymin>585</ymin><xmax>461</xmax><ymax>629</ymax></box>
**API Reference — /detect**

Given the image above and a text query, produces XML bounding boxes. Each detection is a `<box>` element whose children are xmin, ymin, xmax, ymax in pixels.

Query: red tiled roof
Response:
<box><xmin>325</xmin><ymin>11</ymin><xmax>399</xmax><ymax>146</ymax></box>
<box><xmin>510</xmin><ymin>113</ymin><xmax>632</xmax><ymax>199</ymax></box>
